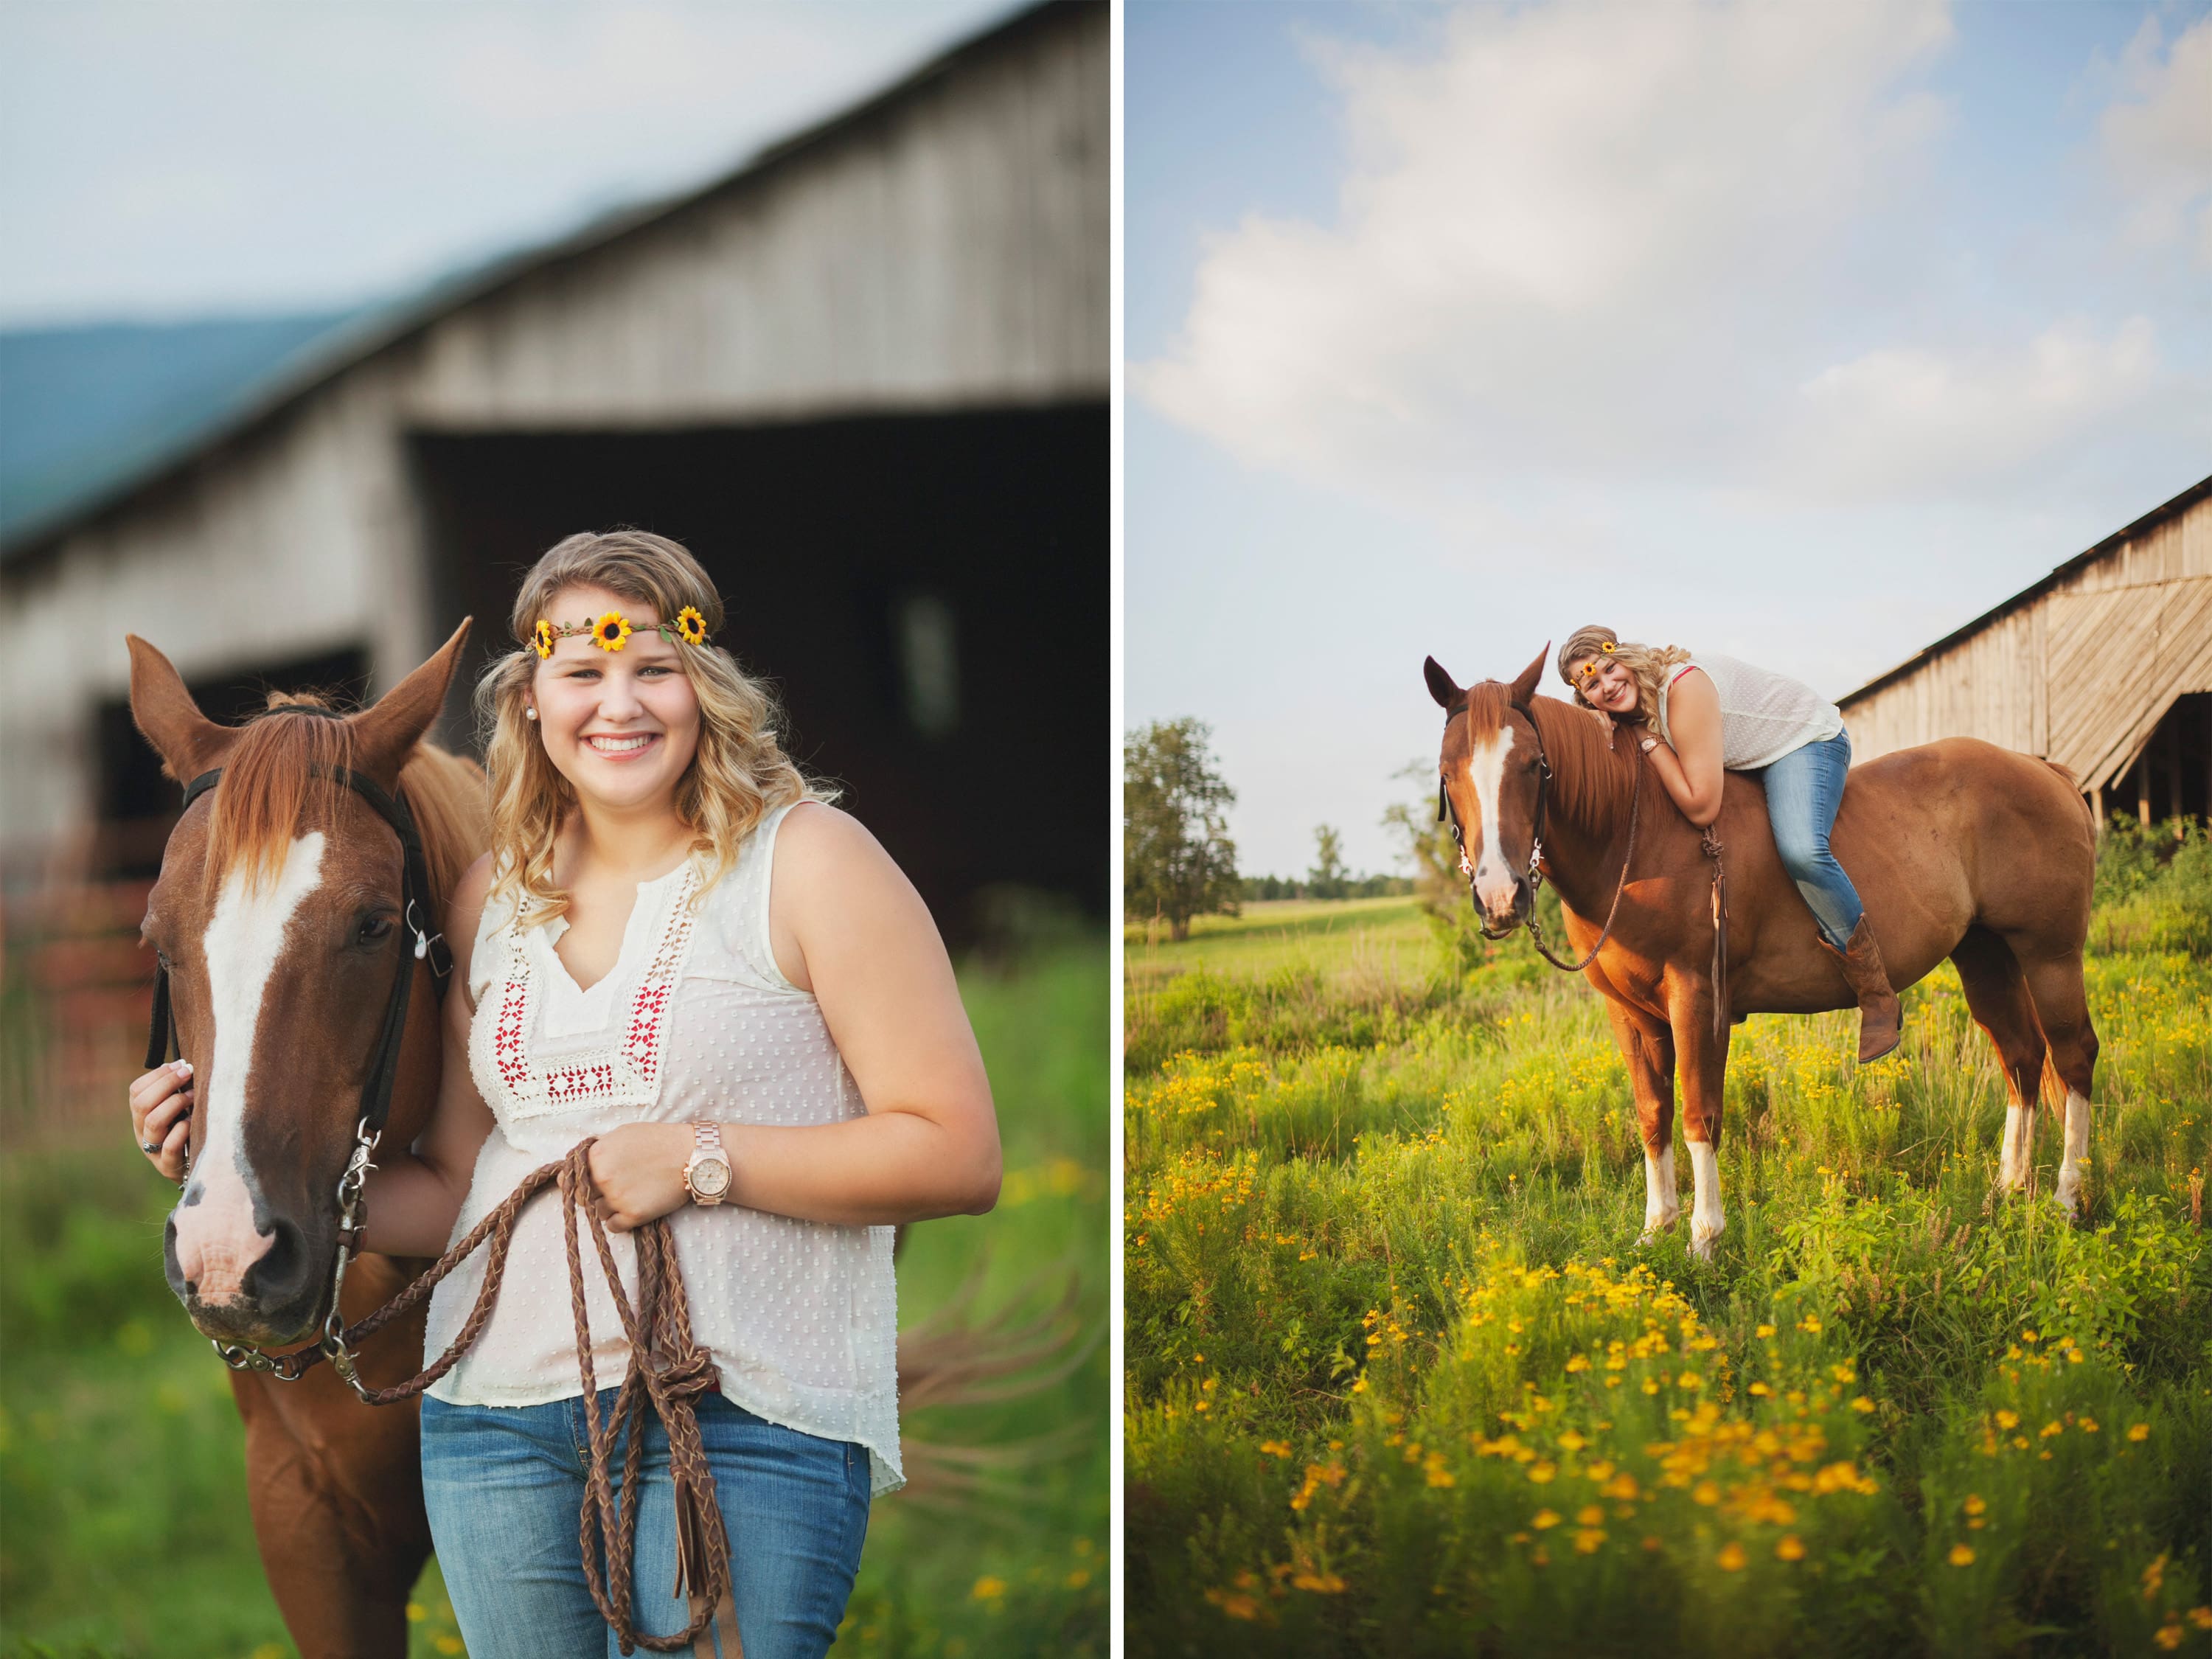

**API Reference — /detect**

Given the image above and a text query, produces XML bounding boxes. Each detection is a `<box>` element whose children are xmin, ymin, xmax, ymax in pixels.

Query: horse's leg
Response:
<box><xmin>2015</xmin><ymin>945</ymin><xmax>2101</xmax><ymax>1217</ymax></box>
<box><xmin>1603</xmin><ymin>999</ymin><xmax>1680</xmax><ymax>1242</ymax></box>
<box><xmin>1668</xmin><ymin>984</ymin><xmax>1731</xmax><ymax>1262</ymax></box>
<box><xmin>236</xmin><ymin>1281</ymin><xmax>433</xmax><ymax>1659</ymax></box>
<box><xmin>1950</xmin><ymin>926</ymin><xmax>2048</xmax><ymax>1196</ymax></box>
<box><xmin>237</xmin><ymin>1368</ymin><xmax>428</xmax><ymax>1659</ymax></box>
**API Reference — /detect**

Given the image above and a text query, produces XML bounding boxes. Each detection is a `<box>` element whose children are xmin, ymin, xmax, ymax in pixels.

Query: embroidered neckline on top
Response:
<box><xmin>537</xmin><ymin>855</ymin><xmax>699</xmax><ymax>1001</ymax></box>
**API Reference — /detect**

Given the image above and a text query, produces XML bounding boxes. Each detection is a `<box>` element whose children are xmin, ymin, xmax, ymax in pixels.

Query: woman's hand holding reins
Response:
<box><xmin>585</xmin><ymin>1121</ymin><xmax>695</xmax><ymax>1232</ymax></box>
<box><xmin>128</xmin><ymin>1060</ymin><xmax>193</xmax><ymax>1182</ymax></box>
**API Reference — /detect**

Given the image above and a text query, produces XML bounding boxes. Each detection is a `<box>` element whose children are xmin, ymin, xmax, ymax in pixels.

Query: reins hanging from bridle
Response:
<box><xmin>1436</xmin><ymin>695</ymin><xmax>1731</xmax><ymax>1032</ymax></box>
<box><xmin>145</xmin><ymin>708</ymin><xmax>740</xmax><ymax>1657</ymax></box>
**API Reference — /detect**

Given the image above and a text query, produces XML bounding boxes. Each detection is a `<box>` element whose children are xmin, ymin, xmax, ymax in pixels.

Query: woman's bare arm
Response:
<box><xmin>1642</xmin><ymin>668</ymin><xmax>1726</xmax><ymax>828</ymax></box>
<box><xmin>358</xmin><ymin>852</ymin><xmax>499</xmax><ymax>1256</ymax></box>
<box><xmin>587</xmin><ymin>803</ymin><xmax>1001</xmax><ymax>1231</ymax></box>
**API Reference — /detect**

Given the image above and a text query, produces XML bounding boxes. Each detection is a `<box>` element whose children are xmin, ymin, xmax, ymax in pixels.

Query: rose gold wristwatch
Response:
<box><xmin>681</xmin><ymin>1121</ymin><xmax>732</xmax><ymax>1206</ymax></box>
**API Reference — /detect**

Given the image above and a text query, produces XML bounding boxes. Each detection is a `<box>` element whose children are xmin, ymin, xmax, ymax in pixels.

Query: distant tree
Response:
<box><xmin>1309</xmin><ymin>824</ymin><xmax>1349</xmax><ymax>900</ymax></box>
<box><xmin>1124</xmin><ymin>718</ymin><xmax>1240</xmax><ymax>942</ymax></box>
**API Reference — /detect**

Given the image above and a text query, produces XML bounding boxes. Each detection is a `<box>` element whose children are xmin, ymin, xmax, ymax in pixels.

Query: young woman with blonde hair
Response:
<box><xmin>1557</xmin><ymin>624</ymin><xmax>1901</xmax><ymax>1062</ymax></box>
<box><xmin>134</xmin><ymin>529</ymin><xmax>1001</xmax><ymax>1657</ymax></box>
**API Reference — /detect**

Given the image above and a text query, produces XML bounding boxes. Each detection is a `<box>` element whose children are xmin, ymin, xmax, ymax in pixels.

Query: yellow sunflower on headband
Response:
<box><xmin>532</xmin><ymin>619</ymin><xmax>555</xmax><ymax>659</ymax></box>
<box><xmin>674</xmin><ymin>606</ymin><xmax>708</xmax><ymax>646</ymax></box>
<box><xmin>591</xmin><ymin>612</ymin><xmax>632</xmax><ymax>652</ymax></box>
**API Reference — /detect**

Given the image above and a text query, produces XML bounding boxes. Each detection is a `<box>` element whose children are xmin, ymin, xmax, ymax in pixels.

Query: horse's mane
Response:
<box><xmin>203</xmin><ymin>693</ymin><xmax>490</xmax><ymax>909</ymax></box>
<box><xmin>1525</xmin><ymin>694</ymin><xmax>1641</xmax><ymax>833</ymax></box>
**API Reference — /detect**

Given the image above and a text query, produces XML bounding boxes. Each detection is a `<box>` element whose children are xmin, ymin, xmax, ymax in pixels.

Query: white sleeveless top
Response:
<box><xmin>422</xmin><ymin>802</ymin><xmax>904</xmax><ymax>1497</ymax></box>
<box><xmin>1655</xmin><ymin>654</ymin><xmax>1845</xmax><ymax>772</ymax></box>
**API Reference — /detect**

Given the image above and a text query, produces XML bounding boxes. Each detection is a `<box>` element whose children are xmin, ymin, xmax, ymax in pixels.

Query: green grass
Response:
<box><xmin>1125</xmin><ymin>857</ymin><xmax>2212</xmax><ymax>1656</ymax></box>
<box><xmin>0</xmin><ymin>943</ymin><xmax>1107</xmax><ymax>1659</ymax></box>
<box><xmin>1127</xmin><ymin>899</ymin><xmax>1430</xmax><ymax>984</ymax></box>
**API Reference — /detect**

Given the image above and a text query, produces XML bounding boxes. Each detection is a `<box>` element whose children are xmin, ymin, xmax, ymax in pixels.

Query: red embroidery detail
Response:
<box><xmin>473</xmin><ymin>868</ymin><xmax>700</xmax><ymax>1120</ymax></box>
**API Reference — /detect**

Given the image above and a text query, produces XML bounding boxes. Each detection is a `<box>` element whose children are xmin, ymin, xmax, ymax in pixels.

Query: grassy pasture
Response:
<box><xmin>1126</xmin><ymin>899</ymin><xmax>1430</xmax><ymax>984</ymax></box>
<box><xmin>1125</xmin><ymin>829</ymin><xmax>2212</xmax><ymax>1657</ymax></box>
<box><xmin>0</xmin><ymin>944</ymin><xmax>1108</xmax><ymax>1659</ymax></box>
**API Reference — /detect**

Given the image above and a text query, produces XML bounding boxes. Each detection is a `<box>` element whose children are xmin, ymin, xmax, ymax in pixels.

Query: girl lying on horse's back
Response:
<box><xmin>1427</xmin><ymin>639</ymin><xmax>2097</xmax><ymax>1262</ymax></box>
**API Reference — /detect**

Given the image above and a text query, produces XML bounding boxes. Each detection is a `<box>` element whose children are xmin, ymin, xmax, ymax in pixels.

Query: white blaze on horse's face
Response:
<box><xmin>1466</xmin><ymin>726</ymin><xmax>1519</xmax><ymax>919</ymax></box>
<box><xmin>172</xmin><ymin>831</ymin><xmax>327</xmax><ymax>1303</ymax></box>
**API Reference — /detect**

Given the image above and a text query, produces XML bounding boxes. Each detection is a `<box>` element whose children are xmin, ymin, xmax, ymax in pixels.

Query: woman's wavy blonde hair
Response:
<box><xmin>476</xmin><ymin>529</ymin><xmax>827</xmax><ymax>925</ymax></box>
<box><xmin>1556</xmin><ymin>625</ymin><xmax>1694</xmax><ymax>725</ymax></box>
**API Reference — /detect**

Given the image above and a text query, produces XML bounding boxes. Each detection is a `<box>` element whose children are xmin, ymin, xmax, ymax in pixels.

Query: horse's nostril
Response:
<box><xmin>241</xmin><ymin>1217</ymin><xmax>309</xmax><ymax>1307</ymax></box>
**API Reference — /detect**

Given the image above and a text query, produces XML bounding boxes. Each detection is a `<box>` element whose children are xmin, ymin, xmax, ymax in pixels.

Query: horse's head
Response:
<box><xmin>1424</xmin><ymin>645</ymin><xmax>1551</xmax><ymax>934</ymax></box>
<box><xmin>129</xmin><ymin>622</ymin><xmax>470</xmax><ymax>1347</ymax></box>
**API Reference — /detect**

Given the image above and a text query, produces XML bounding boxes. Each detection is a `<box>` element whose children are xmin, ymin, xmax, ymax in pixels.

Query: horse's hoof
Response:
<box><xmin>1688</xmin><ymin>1237</ymin><xmax>1718</xmax><ymax>1263</ymax></box>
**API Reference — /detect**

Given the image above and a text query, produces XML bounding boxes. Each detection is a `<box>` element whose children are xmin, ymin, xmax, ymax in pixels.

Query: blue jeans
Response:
<box><xmin>1748</xmin><ymin>729</ymin><xmax>1862</xmax><ymax>952</ymax></box>
<box><xmin>421</xmin><ymin>1391</ymin><xmax>871</xmax><ymax>1659</ymax></box>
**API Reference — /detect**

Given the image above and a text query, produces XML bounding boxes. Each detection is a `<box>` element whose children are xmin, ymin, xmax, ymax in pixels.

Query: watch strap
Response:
<box><xmin>683</xmin><ymin>1121</ymin><xmax>730</xmax><ymax>1205</ymax></box>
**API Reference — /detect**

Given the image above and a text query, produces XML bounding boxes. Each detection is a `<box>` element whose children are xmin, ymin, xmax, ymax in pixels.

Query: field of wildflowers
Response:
<box><xmin>1125</xmin><ymin>824</ymin><xmax>2212</xmax><ymax>1656</ymax></box>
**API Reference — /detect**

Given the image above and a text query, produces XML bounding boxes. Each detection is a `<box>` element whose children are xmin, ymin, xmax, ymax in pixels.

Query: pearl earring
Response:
<box><xmin>525</xmin><ymin>706</ymin><xmax>538</xmax><ymax>721</ymax></box>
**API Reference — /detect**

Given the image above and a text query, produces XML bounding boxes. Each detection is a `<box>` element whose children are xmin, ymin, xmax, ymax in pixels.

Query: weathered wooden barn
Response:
<box><xmin>1839</xmin><ymin>475</ymin><xmax>2212</xmax><ymax>828</ymax></box>
<box><xmin>0</xmin><ymin>0</ymin><xmax>1107</xmax><ymax>938</ymax></box>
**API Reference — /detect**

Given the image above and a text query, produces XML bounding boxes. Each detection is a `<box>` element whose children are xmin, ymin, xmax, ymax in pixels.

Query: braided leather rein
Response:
<box><xmin>251</xmin><ymin>1138</ymin><xmax>742</xmax><ymax>1658</ymax></box>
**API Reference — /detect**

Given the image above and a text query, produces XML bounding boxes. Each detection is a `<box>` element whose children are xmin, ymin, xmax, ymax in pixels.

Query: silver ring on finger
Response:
<box><xmin>142</xmin><ymin>1140</ymin><xmax>159</xmax><ymax>1153</ymax></box>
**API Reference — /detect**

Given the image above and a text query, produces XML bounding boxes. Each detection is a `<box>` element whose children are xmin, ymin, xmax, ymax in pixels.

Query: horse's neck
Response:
<box><xmin>1530</xmin><ymin>710</ymin><xmax>1639</xmax><ymax>919</ymax></box>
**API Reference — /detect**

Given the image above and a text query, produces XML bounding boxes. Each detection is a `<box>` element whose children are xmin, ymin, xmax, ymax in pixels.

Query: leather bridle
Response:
<box><xmin>1437</xmin><ymin>695</ymin><xmax>1644</xmax><ymax>975</ymax></box>
<box><xmin>145</xmin><ymin>711</ymin><xmax>453</xmax><ymax>1386</ymax></box>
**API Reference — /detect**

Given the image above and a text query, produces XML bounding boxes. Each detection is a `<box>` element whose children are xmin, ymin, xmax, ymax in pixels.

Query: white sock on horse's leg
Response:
<box><xmin>2055</xmin><ymin>1091</ymin><xmax>2090</xmax><ymax>1216</ymax></box>
<box><xmin>1687</xmin><ymin>1141</ymin><xmax>1724</xmax><ymax>1259</ymax></box>
<box><xmin>2000</xmin><ymin>1102</ymin><xmax>2037</xmax><ymax>1192</ymax></box>
<box><xmin>1641</xmin><ymin>1145</ymin><xmax>1679</xmax><ymax>1241</ymax></box>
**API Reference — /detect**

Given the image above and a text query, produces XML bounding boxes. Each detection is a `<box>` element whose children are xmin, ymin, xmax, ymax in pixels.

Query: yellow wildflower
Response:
<box><xmin>1776</xmin><ymin>1536</ymin><xmax>1806</xmax><ymax>1562</ymax></box>
<box><xmin>1717</xmin><ymin>1543</ymin><xmax>1747</xmax><ymax>1572</ymax></box>
<box><xmin>1950</xmin><ymin>1545</ymin><xmax>1975</xmax><ymax>1567</ymax></box>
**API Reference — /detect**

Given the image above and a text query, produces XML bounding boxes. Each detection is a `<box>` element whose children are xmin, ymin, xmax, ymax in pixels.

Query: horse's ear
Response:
<box><xmin>127</xmin><ymin>635</ymin><xmax>233</xmax><ymax>785</ymax></box>
<box><xmin>348</xmin><ymin>619</ymin><xmax>473</xmax><ymax>785</ymax></box>
<box><xmin>1508</xmin><ymin>643</ymin><xmax>1550</xmax><ymax>712</ymax></box>
<box><xmin>1423</xmin><ymin>656</ymin><xmax>1461</xmax><ymax>710</ymax></box>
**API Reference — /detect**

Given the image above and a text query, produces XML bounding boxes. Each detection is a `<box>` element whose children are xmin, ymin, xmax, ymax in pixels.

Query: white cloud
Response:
<box><xmin>1790</xmin><ymin>316</ymin><xmax>2162</xmax><ymax>493</ymax></box>
<box><xmin>1135</xmin><ymin>0</ymin><xmax>2191</xmax><ymax>534</ymax></box>
<box><xmin>2098</xmin><ymin>13</ymin><xmax>2212</xmax><ymax>264</ymax></box>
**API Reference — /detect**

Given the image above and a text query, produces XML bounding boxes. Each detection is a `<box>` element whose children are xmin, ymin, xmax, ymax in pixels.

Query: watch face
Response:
<box><xmin>690</xmin><ymin>1156</ymin><xmax>731</xmax><ymax>1198</ymax></box>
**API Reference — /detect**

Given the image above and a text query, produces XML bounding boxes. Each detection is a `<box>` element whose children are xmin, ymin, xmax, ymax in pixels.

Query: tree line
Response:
<box><xmin>1123</xmin><ymin>719</ymin><xmax>1411</xmax><ymax>939</ymax></box>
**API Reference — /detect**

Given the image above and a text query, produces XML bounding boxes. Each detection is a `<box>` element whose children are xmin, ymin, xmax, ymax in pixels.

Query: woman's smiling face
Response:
<box><xmin>531</xmin><ymin>583</ymin><xmax>703</xmax><ymax>813</ymax></box>
<box><xmin>1573</xmin><ymin>655</ymin><xmax>1641</xmax><ymax>717</ymax></box>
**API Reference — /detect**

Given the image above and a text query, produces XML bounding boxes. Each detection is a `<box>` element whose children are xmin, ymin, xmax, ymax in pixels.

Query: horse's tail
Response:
<box><xmin>892</xmin><ymin>1253</ymin><xmax>1102</xmax><ymax>1512</ymax></box>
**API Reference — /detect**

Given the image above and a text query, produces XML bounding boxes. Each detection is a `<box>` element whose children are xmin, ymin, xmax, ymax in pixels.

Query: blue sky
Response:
<box><xmin>0</xmin><ymin>1</ymin><xmax>1019</xmax><ymax>325</ymax></box>
<box><xmin>1130</xmin><ymin>0</ymin><xmax>2212</xmax><ymax>879</ymax></box>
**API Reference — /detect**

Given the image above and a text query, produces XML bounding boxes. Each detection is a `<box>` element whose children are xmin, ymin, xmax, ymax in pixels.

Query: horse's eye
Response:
<box><xmin>355</xmin><ymin>915</ymin><xmax>395</xmax><ymax>946</ymax></box>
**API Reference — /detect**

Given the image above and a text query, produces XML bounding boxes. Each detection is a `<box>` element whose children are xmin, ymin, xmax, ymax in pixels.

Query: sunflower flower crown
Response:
<box><xmin>1570</xmin><ymin>639</ymin><xmax>1619</xmax><ymax>686</ymax></box>
<box><xmin>531</xmin><ymin>606</ymin><xmax>709</xmax><ymax>659</ymax></box>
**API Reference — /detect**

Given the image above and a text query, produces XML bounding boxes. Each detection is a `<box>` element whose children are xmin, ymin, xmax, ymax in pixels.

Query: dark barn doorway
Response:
<box><xmin>2113</xmin><ymin>691</ymin><xmax>2211</xmax><ymax>829</ymax></box>
<box><xmin>411</xmin><ymin>406</ymin><xmax>1107</xmax><ymax>944</ymax></box>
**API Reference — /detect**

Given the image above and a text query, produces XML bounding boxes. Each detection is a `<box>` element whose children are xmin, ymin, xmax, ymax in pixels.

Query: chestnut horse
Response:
<box><xmin>131</xmin><ymin>624</ymin><xmax>486</xmax><ymax>1656</ymax></box>
<box><xmin>1425</xmin><ymin>647</ymin><xmax>2099</xmax><ymax>1260</ymax></box>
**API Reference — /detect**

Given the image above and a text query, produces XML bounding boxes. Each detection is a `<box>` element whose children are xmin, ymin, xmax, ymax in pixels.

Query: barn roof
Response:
<box><xmin>1838</xmin><ymin>470</ymin><xmax>2212</xmax><ymax>712</ymax></box>
<box><xmin>0</xmin><ymin>0</ymin><xmax>1057</xmax><ymax>568</ymax></box>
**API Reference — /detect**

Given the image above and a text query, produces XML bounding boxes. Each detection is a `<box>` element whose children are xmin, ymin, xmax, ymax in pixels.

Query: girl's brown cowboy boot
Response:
<box><xmin>1820</xmin><ymin>917</ymin><xmax>1903</xmax><ymax>1063</ymax></box>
